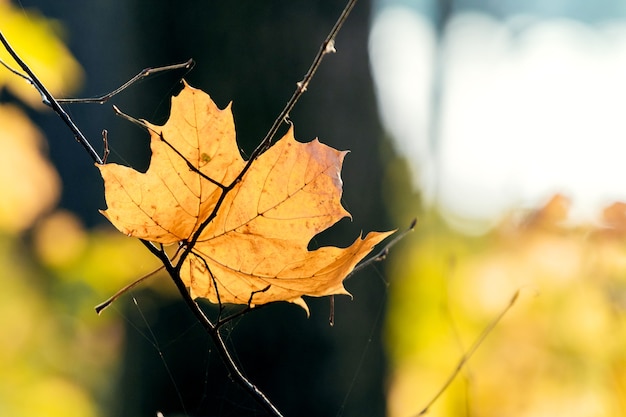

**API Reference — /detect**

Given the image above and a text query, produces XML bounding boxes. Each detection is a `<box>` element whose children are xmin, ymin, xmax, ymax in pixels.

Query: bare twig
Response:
<box><xmin>346</xmin><ymin>218</ymin><xmax>416</xmax><ymax>280</ymax></box>
<box><xmin>0</xmin><ymin>56</ymin><xmax>33</xmax><ymax>84</ymax></box>
<box><xmin>0</xmin><ymin>31</ymin><xmax>103</xmax><ymax>164</ymax></box>
<box><xmin>57</xmin><ymin>59</ymin><xmax>194</xmax><ymax>104</ymax></box>
<box><xmin>231</xmin><ymin>0</ymin><xmax>357</xmax><ymax>186</ymax></box>
<box><xmin>113</xmin><ymin>105</ymin><xmax>229</xmax><ymax>190</ymax></box>
<box><xmin>325</xmin><ymin>219</ymin><xmax>415</xmax><ymax>326</ymax></box>
<box><xmin>101</xmin><ymin>130</ymin><xmax>110</xmax><ymax>163</ymax></box>
<box><xmin>143</xmin><ymin>239</ymin><xmax>284</xmax><ymax>417</ymax></box>
<box><xmin>416</xmin><ymin>290</ymin><xmax>520</xmax><ymax>416</ymax></box>
<box><xmin>111</xmin><ymin>105</ymin><xmax>150</xmax><ymax>129</ymax></box>
<box><xmin>95</xmin><ymin>265</ymin><xmax>165</xmax><ymax>314</ymax></box>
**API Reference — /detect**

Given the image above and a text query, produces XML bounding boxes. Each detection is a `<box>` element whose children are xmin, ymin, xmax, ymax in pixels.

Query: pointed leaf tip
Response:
<box><xmin>99</xmin><ymin>82</ymin><xmax>395</xmax><ymax>312</ymax></box>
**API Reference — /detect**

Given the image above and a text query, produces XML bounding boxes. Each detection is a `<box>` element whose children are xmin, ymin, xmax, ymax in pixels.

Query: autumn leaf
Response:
<box><xmin>98</xmin><ymin>82</ymin><xmax>392</xmax><ymax>312</ymax></box>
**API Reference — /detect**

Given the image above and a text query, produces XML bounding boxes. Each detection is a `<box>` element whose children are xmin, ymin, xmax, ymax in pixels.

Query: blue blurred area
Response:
<box><xmin>370</xmin><ymin>0</ymin><xmax>626</xmax><ymax>231</ymax></box>
<box><xmin>374</xmin><ymin>0</ymin><xmax>626</xmax><ymax>22</ymax></box>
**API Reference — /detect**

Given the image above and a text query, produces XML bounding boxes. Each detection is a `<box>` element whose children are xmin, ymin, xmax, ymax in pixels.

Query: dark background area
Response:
<box><xmin>15</xmin><ymin>1</ymin><xmax>393</xmax><ymax>416</ymax></box>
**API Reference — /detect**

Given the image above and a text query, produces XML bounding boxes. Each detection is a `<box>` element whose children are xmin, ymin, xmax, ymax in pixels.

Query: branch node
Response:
<box><xmin>296</xmin><ymin>80</ymin><xmax>308</xmax><ymax>93</ymax></box>
<box><xmin>0</xmin><ymin>31</ymin><xmax>103</xmax><ymax>164</ymax></box>
<box><xmin>324</xmin><ymin>39</ymin><xmax>337</xmax><ymax>54</ymax></box>
<box><xmin>247</xmin><ymin>284</ymin><xmax>271</xmax><ymax>308</ymax></box>
<box><xmin>101</xmin><ymin>129</ymin><xmax>110</xmax><ymax>164</ymax></box>
<box><xmin>95</xmin><ymin>265</ymin><xmax>165</xmax><ymax>314</ymax></box>
<box><xmin>113</xmin><ymin>105</ymin><xmax>149</xmax><ymax>130</ymax></box>
<box><xmin>57</xmin><ymin>59</ymin><xmax>195</xmax><ymax>104</ymax></box>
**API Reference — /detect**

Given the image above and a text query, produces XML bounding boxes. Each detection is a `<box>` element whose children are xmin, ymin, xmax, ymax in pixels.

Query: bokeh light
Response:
<box><xmin>371</xmin><ymin>3</ymin><xmax>626</xmax><ymax>415</ymax></box>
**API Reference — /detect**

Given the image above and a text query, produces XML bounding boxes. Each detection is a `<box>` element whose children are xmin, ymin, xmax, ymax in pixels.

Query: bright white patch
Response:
<box><xmin>370</xmin><ymin>9</ymin><xmax>626</xmax><ymax>232</ymax></box>
<box><xmin>369</xmin><ymin>6</ymin><xmax>437</xmax><ymax>202</ymax></box>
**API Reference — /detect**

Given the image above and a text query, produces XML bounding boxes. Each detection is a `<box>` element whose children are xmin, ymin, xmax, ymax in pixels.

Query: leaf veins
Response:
<box><xmin>99</xmin><ymin>82</ymin><xmax>392</xmax><ymax>313</ymax></box>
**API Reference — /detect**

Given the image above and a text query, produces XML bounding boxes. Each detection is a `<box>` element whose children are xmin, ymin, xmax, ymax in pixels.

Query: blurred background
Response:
<box><xmin>371</xmin><ymin>1</ymin><xmax>626</xmax><ymax>416</ymax></box>
<box><xmin>2</xmin><ymin>0</ymin><xmax>626</xmax><ymax>416</ymax></box>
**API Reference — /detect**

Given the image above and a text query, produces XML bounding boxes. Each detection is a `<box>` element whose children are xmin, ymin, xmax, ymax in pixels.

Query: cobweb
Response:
<box><xmin>112</xmin><ymin>262</ymin><xmax>390</xmax><ymax>417</ymax></box>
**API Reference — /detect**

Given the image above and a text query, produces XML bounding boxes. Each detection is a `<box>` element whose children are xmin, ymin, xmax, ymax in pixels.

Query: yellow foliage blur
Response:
<box><xmin>0</xmin><ymin>2</ymin><xmax>163</xmax><ymax>417</ymax></box>
<box><xmin>0</xmin><ymin>0</ymin><xmax>83</xmax><ymax>107</ymax></box>
<box><xmin>385</xmin><ymin>194</ymin><xmax>626</xmax><ymax>417</ymax></box>
<box><xmin>0</xmin><ymin>104</ymin><xmax>60</xmax><ymax>233</ymax></box>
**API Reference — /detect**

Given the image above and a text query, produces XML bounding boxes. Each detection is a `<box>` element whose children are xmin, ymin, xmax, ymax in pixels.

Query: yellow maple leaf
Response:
<box><xmin>98</xmin><ymin>82</ymin><xmax>392</xmax><ymax>312</ymax></box>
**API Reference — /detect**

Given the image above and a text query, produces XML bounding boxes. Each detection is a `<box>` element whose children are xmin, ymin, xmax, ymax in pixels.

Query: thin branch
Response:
<box><xmin>111</xmin><ymin>105</ymin><xmax>150</xmax><ymax>129</ymax></box>
<box><xmin>230</xmin><ymin>0</ymin><xmax>357</xmax><ymax>186</ymax></box>
<box><xmin>211</xmin><ymin>320</ymin><xmax>284</xmax><ymax>417</ymax></box>
<box><xmin>327</xmin><ymin>218</ymin><xmax>416</xmax><ymax>326</ymax></box>
<box><xmin>216</xmin><ymin>304</ymin><xmax>259</xmax><ymax>328</ymax></box>
<box><xmin>416</xmin><ymin>290</ymin><xmax>520</xmax><ymax>416</ymax></box>
<box><xmin>346</xmin><ymin>217</ymin><xmax>416</xmax><ymax>280</ymax></box>
<box><xmin>159</xmin><ymin>247</ymin><xmax>284</xmax><ymax>416</ymax></box>
<box><xmin>131</xmin><ymin>239</ymin><xmax>284</xmax><ymax>415</ymax></box>
<box><xmin>95</xmin><ymin>265</ymin><xmax>165</xmax><ymax>314</ymax></box>
<box><xmin>101</xmin><ymin>130</ymin><xmax>110</xmax><ymax>163</ymax></box>
<box><xmin>112</xmin><ymin>106</ymin><xmax>228</xmax><ymax>190</ymax></box>
<box><xmin>0</xmin><ymin>56</ymin><xmax>33</xmax><ymax>84</ymax></box>
<box><xmin>96</xmin><ymin>242</ymin><xmax>193</xmax><ymax>314</ymax></box>
<box><xmin>57</xmin><ymin>59</ymin><xmax>194</xmax><ymax>104</ymax></box>
<box><xmin>0</xmin><ymin>31</ymin><xmax>104</xmax><ymax>164</ymax></box>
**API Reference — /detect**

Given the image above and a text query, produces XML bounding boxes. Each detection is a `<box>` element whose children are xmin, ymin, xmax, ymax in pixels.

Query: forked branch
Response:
<box><xmin>0</xmin><ymin>32</ymin><xmax>103</xmax><ymax>164</ymax></box>
<box><xmin>140</xmin><ymin>240</ymin><xmax>284</xmax><ymax>417</ymax></box>
<box><xmin>57</xmin><ymin>59</ymin><xmax>194</xmax><ymax>104</ymax></box>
